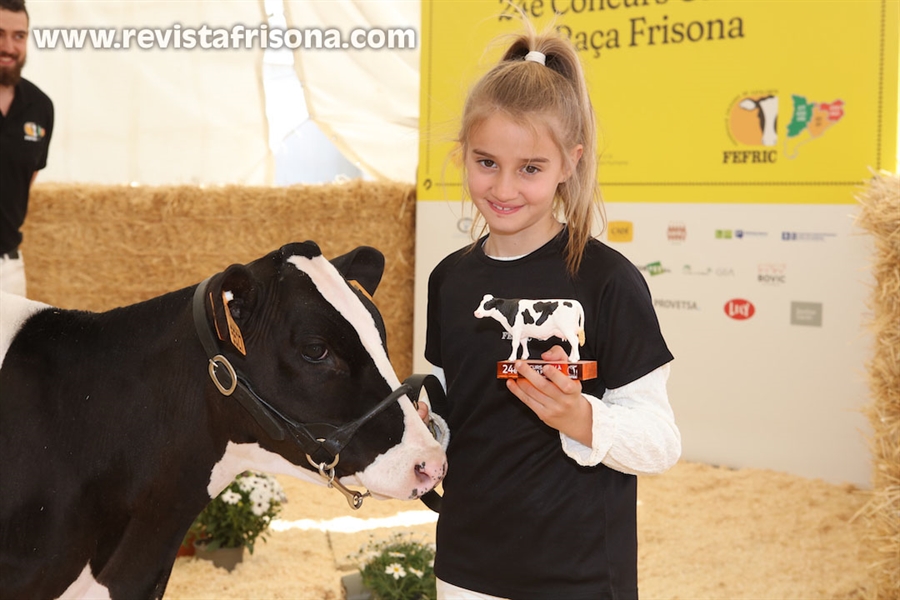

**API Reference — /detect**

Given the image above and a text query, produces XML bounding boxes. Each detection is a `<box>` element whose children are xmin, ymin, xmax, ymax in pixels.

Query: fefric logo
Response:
<box><xmin>724</xmin><ymin>298</ymin><xmax>755</xmax><ymax>320</ymax></box>
<box><xmin>724</xmin><ymin>92</ymin><xmax>779</xmax><ymax>165</ymax></box>
<box><xmin>728</xmin><ymin>93</ymin><xmax>778</xmax><ymax>147</ymax></box>
<box><xmin>724</xmin><ymin>91</ymin><xmax>845</xmax><ymax>162</ymax></box>
<box><xmin>607</xmin><ymin>221</ymin><xmax>633</xmax><ymax>243</ymax></box>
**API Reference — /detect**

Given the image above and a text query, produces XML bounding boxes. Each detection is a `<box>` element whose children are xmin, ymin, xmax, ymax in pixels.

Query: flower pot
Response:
<box><xmin>341</xmin><ymin>571</ymin><xmax>372</xmax><ymax>600</ymax></box>
<box><xmin>193</xmin><ymin>541</ymin><xmax>245</xmax><ymax>572</ymax></box>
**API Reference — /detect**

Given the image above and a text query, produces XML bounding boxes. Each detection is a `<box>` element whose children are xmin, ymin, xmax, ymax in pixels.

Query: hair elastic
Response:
<box><xmin>524</xmin><ymin>51</ymin><xmax>546</xmax><ymax>66</ymax></box>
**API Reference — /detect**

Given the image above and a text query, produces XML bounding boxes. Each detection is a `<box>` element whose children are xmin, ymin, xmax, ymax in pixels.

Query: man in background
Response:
<box><xmin>0</xmin><ymin>0</ymin><xmax>52</xmax><ymax>296</ymax></box>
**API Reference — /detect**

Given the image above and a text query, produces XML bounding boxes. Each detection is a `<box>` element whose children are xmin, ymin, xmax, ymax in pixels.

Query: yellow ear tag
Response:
<box><xmin>348</xmin><ymin>280</ymin><xmax>374</xmax><ymax>303</ymax></box>
<box><xmin>222</xmin><ymin>290</ymin><xmax>247</xmax><ymax>356</ymax></box>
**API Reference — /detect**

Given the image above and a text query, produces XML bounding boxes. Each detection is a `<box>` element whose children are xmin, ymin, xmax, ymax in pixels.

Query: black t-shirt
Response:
<box><xmin>0</xmin><ymin>77</ymin><xmax>54</xmax><ymax>254</ymax></box>
<box><xmin>425</xmin><ymin>230</ymin><xmax>673</xmax><ymax>600</ymax></box>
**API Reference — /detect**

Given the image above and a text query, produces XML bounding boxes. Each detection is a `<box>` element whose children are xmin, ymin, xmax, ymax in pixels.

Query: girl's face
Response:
<box><xmin>465</xmin><ymin>112</ymin><xmax>582</xmax><ymax>256</ymax></box>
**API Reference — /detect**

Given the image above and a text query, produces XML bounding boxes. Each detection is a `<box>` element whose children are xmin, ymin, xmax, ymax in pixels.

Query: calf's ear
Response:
<box><xmin>202</xmin><ymin>265</ymin><xmax>257</xmax><ymax>356</ymax></box>
<box><xmin>219</xmin><ymin>265</ymin><xmax>257</xmax><ymax>321</ymax></box>
<box><xmin>330</xmin><ymin>246</ymin><xmax>385</xmax><ymax>297</ymax></box>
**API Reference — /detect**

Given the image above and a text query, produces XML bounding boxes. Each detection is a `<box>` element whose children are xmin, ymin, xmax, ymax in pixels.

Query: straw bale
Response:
<box><xmin>20</xmin><ymin>180</ymin><xmax>418</xmax><ymax>378</ymax></box>
<box><xmin>855</xmin><ymin>170</ymin><xmax>900</xmax><ymax>599</ymax></box>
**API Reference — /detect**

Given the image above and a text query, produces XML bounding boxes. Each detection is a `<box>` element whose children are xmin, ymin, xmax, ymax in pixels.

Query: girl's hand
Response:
<box><xmin>506</xmin><ymin>346</ymin><xmax>593</xmax><ymax>446</ymax></box>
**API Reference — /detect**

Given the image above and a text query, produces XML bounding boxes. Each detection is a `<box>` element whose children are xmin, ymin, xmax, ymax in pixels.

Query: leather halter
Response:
<box><xmin>191</xmin><ymin>277</ymin><xmax>437</xmax><ymax>509</ymax></box>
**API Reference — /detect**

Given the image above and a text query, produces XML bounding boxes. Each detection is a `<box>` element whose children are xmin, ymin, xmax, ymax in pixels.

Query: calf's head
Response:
<box><xmin>195</xmin><ymin>241</ymin><xmax>446</xmax><ymax>504</ymax></box>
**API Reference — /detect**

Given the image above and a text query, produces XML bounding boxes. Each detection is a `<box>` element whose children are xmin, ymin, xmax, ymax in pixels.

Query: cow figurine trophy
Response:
<box><xmin>474</xmin><ymin>294</ymin><xmax>597</xmax><ymax>381</ymax></box>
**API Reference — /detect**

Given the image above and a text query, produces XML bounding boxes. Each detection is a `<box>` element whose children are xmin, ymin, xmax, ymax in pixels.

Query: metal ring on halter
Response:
<box><xmin>306</xmin><ymin>451</ymin><xmax>339</xmax><ymax>472</ymax></box>
<box><xmin>208</xmin><ymin>355</ymin><xmax>238</xmax><ymax>396</ymax></box>
<box><xmin>306</xmin><ymin>449</ymin><xmax>369</xmax><ymax>509</ymax></box>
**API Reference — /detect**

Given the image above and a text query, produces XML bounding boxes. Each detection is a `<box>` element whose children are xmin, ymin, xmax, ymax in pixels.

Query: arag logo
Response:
<box><xmin>724</xmin><ymin>298</ymin><xmax>755</xmax><ymax>320</ymax></box>
<box><xmin>607</xmin><ymin>221</ymin><xmax>633</xmax><ymax>243</ymax></box>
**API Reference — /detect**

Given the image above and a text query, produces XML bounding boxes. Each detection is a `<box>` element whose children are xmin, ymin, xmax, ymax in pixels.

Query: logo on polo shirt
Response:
<box><xmin>24</xmin><ymin>122</ymin><xmax>47</xmax><ymax>142</ymax></box>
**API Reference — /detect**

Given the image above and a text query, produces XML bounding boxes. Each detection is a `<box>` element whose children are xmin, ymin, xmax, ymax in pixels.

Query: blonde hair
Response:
<box><xmin>455</xmin><ymin>23</ymin><xmax>605</xmax><ymax>275</ymax></box>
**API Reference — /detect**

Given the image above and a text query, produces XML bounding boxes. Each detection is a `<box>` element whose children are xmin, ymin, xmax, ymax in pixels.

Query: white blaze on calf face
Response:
<box><xmin>286</xmin><ymin>254</ymin><xmax>445</xmax><ymax>500</ymax></box>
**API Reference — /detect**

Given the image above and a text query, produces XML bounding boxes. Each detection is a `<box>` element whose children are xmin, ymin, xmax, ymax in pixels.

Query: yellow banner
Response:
<box><xmin>418</xmin><ymin>0</ymin><xmax>899</xmax><ymax>204</ymax></box>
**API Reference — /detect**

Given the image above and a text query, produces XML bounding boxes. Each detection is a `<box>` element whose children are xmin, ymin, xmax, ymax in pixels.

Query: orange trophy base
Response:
<box><xmin>496</xmin><ymin>360</ymin><xmax>597</xmax><ymax>381</ymax></box>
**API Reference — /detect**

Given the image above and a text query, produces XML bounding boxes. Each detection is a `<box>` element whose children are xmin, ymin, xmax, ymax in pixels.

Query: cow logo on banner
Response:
<box><xmin>725</xmin><ymin>91</ymin><xmax>846</xmax><ymax>163</ymax></box>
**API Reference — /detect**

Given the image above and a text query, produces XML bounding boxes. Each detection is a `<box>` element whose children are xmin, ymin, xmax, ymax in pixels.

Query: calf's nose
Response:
<box><xmin>413</xmin><ymin>459</ymin><xmax>447</xmax><ymax>492</ymax></box>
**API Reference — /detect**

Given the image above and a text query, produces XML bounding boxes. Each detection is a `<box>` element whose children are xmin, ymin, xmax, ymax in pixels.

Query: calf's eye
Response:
<box><xmin>301</xmin><ymin>343</ymin><xmax>329</xmax><ymax>362</ymax></box>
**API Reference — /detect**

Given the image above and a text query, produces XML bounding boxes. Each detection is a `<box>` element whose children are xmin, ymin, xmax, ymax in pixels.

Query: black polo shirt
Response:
<box><xmin>0</xmin><ymin>77</ymin><xmax>54</xmax><ymax>255</ymax></box>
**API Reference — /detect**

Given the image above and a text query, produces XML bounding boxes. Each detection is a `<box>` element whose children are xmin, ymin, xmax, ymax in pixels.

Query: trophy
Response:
<box><xmin>474</xmin><ymin>294</ymin><xmax>597</xmax><ymax>381</ymax></box>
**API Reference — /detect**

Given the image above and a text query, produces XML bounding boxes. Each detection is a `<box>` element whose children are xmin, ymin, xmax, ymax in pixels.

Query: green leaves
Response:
<box><xmin>350</xmin><ymin>533</ymin><xmax>437</xmax><ymax>600</ymax></box>
<box><xmin>188</xmin><ymin>471</ymin><xmax>286</xmax><ymax>554</ymax></box>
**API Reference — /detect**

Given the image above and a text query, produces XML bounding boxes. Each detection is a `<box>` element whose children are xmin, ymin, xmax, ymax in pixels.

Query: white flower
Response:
<box><xmin>388</xmin><ymin>551</ymin><xmax>406</xmax><ymax>558</ymax></box>
<box><xmin>409</xmin><ymin>567</ymin><xmax>424</xmax><ymax>578</ymax></box>
<box><xmin>220</xmin><ymin>490</ymin><xmax>241</xmax><ymax>505</ymax></box>
<box><xmin>385</xmin><ymin>563</ymin><xmax>406</xmax><ymax>579</ymax></box>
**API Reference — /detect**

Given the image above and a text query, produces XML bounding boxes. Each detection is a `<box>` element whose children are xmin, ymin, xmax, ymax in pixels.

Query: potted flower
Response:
<box><xmin>345</xmin><ymin>533</ymin><xmax>437</xmax><ymax>600</ymax></box>
<box><xmin>186</xmin><ymin>471</ymin><xmax>286</xmax><ymax>571</ymax></box>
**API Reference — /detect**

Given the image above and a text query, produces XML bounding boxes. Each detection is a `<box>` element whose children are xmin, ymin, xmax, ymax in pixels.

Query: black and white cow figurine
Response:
<box><xmin>0</xmin><ymin>241</ymin><xmax>447</xmax><ymax>600</ymax></box>
<box><xmin>474</xmin><ymin>294</ymin><xmax>586</xmax><ymax>362</ymax></box>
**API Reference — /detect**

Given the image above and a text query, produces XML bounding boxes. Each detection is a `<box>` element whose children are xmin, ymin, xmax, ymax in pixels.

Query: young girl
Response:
<box><xmin>420</xmin><ymin>25</ymin><xmax>681</xmax><ymax>600</ymax></box>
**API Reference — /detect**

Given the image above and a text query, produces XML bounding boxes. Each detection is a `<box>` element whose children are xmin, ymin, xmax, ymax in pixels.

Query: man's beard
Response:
<box><xmin>0</xmin><ymin>53</ymin><xmax>25</xmax><ymax>87</ymax></box>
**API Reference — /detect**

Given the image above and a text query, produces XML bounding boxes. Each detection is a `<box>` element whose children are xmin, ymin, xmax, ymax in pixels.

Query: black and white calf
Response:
<box><xmin>0</xmin><ymin>242</ymin><xmax>446</xmax><ymax>600</ymax></box>
<box><xmin>474</xmin><ymin>294</ymin><xmax>586</xmax><ymax>362</ymax></box>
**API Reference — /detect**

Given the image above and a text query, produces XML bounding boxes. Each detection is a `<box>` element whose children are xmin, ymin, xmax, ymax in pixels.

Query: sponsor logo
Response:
<box><xmin>654</xmin><ymin>299</ymin><xmax>700</xmax><ymax>311</ymax></box>
<box><xmin>607</xmin><ymin>221</ymin><xmax>633</xmax><ymax>243</ymax></box>
<box><xmin>784</xmin><ymin>96</ymin><xmax>844</xmax><ymax>159</ymax></box>
<box><xmin>758</xmin><ymin>263</ymin><xmax>787</xmax><ymax>285</ymax></box>
<box><xmin>781</xmin><ymin>231</ymin><xmax>837</xmax><ymax>242</ymax></box>
<box><xmin>682</xmin><ymin>264</ymin><xmax>711</xmax><ymax>276</ymax></box>
<box><xmin>724</xmin><ymin>92</ymin><xmax>779</xmax><ymax>165</ymax></box>
<box><xmin>724</xmin><ymin>91</ymin><xmax>845</xmax><ymax>162</ymax></box>
<box><xmin>790</xmin><ymin>301</ymin><xmax>823</xmax><ymax>327</ymax></box>
<box><xmin>667</xmin><ymin>222</ymin><xmax>686</xmax><ymax>243</ymax></box>
<box><xmin>639</xmin><ymin>261</ymin><xmax>671</xmax><ymax>276</ymax></box>
<box><xmin>683</xmin><ymin>265</ymin><xmax>736</xmax><ymax>277</ymax></box>
<box><xmin>716</xmin><ymin>228</ymin><xmax>768</xmax><ymax>240</ymax></box>
<box><xmin>724</xmin><ymin>298</ymin><xmax>755</xmax><ymax>320</ymax></box>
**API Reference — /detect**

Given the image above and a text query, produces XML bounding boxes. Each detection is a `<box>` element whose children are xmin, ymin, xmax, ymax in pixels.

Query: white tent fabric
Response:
<box><xmin>25</xmin><ymin>1</ymin><xmax>272</xmax><ymax>185</ymax></box>
<box><xmin>283</xmin><ymin>0</ymin><xmax>420</xmax><ymax>182</ymax></box>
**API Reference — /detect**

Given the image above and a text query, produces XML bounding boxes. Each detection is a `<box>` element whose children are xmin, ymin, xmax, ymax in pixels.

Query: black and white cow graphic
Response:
<box><xmin>739</xmin><ymin>95</ymin><xmax>778</xmax><ymax>147</ymax></box>
<box><xmin>0</xmin><ymin>242</ymin><xmax>447</xmax><ymax>600</ymax></box>
<box><xmin>474</xmin><ymin>294</ymin><xmax>586</xmax><ymax>362</ymax></box>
